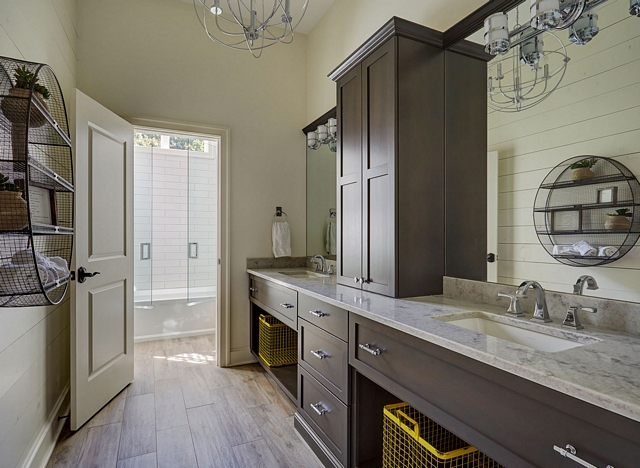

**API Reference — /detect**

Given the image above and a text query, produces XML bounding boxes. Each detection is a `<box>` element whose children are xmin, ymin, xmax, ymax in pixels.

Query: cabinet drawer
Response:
<box><xmin>250</xmin><ymin>276</ymin><xmax>297</xmax><ymax>329</ymax></box>
<box><xmin>299</xmin><ymin>320</ymin><xmax>349</xmax><ymax>404</ymax></box>
<box><xmin>299</xmin><ymin>293</ymin><xmax>348</xmax><ymax>341</ymax></box>
<box><xmin>299</xmin><ymin>367</ymin><xmax>348</xmax><ymax>467</ymax></box>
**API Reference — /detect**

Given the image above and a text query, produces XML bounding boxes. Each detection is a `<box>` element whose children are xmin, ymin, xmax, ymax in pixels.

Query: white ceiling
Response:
<box><xmin>178</xmin><ymin>0</ymin><xmax>335</xmax><ymax>35</ymax></box>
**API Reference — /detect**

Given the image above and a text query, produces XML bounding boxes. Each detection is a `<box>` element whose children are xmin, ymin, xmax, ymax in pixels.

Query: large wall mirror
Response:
<box><xmin>465</xmin><ymin>0</ymin><xmax>640</xmax><ymax>303</ymax></box>
<box><xmin>305</xmin><ymin>109</ymin><xmax>337</xmax><ymax>259</ymax></box>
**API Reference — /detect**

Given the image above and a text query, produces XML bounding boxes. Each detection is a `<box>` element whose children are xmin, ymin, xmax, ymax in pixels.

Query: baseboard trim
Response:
<box><xmin>228</xmin><ymin>346</ymin><xmax>256</xmax><ymax>366</ymax></box>
<box><xmin>20</xmin><ymin>384</ymin><xmax>70</xmax><ymax>468</ymax></box>
<box><xmin>134</xmin><ymin>328</ymin><xmax>216</xmax><ymax>343</ymax></box>
<box><xmin>294</xmin><ymin>413</ymin><xmax>343</xmax><ymax>468</ymax></box>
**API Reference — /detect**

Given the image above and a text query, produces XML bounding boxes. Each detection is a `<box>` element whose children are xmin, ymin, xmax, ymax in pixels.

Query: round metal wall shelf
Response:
<box><xmin>0</xmin><ymin>56</ymin><xmax>74</xmax><ymax>306</ymax></box>
<box><xmin>534</xmin><ymin>156</ymin><xmax>640</xmax><ymax>267</ymax></box>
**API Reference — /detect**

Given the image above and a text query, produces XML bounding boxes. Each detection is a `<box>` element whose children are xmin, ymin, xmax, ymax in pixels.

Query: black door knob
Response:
<box><xmin>487</xmin><ymin>253</ymin><xmax>496</xmax><ymax>263</ymax></box>
<box><xmin>78</xmin><ymin>267</ymin><xmax>101</xmax><ymax>283</ymax></box>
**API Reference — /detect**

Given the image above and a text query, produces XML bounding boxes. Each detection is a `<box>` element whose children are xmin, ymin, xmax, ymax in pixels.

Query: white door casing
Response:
<box><xmin>487</xmin><ymin>151</ymin><xmax>499</xmax><ymax>283</ymax></box>
<box><xmin>71</xmin><ymin>90</ymin><xmax>134</xmax><ymax>430</ymax></box>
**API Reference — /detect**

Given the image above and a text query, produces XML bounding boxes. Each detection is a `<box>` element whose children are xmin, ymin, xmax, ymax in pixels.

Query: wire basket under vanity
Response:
<box><xmin>258</xmin><ymin>314</ymin><xmax>297</xmax><ymax>367</ymax></box>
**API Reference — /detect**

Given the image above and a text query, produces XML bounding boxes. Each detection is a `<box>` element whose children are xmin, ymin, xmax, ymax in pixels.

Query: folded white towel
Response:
<box><xmin>272</xmin><ymin>221</ymin><xmax>292</xmax><ymax>258</ymax></box>
<box><xmin>11</xmin><ymin>250</ymin><xmax>70</xmax><ymax>283</ymax></box>
<box><xmin>572</xmin><ymin>241</ymin><xmax>598</xmax><ymax>257</ymax></box>
<box><xmin>326</xmin><ymin>221</ymin><xmax>337</xmax><ymax>256</ymax></box>
<box><xmin>0</xmin><ymin>263</ymin><xmax>47</xmax><ymax>294</ymax></box>
<box><xmin>553</xmin><ymin>245</ymin><xmax>577</xmax><ymax>256</ymax></box>
<box><xmin>598</xmin><ymin>246</ymin><xmax>619</xmax><ymax>258</ymax></box>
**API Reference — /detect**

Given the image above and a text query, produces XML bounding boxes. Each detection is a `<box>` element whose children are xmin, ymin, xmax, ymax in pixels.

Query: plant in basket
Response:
<box><xmin>570</xmin><ymin>157</ymin><xmax>598</xmax><ymax>181</ymax></box>
<box><xmin>0</xmin><ymin>172</ymin><xmax>28</xmax><ymax>231</ymax></box>
<box><xmin>605</xmin><ymin>208</ymin><xmax>633</xmax><ymax>230</ymax></box>
<box><xmin>1</xmin><ymin>65</ymin><xmax>51</xmax><ymax>128</ymax></box>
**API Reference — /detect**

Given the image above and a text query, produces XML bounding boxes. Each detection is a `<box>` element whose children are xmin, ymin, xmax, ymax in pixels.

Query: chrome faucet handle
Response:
<box><xmin>327</xmin><ymin>264</ymin><xmax>334</xmax><ymax>275</ymax></box>
<box><xmin>497</xmin><ymin>293</ymin><xmax>525</xmax><ymax>317</ymax></box>
<box><xmin>563</xmin><ymin>306</ymin><xmax>597</xmax><ymax>330</ymax></box>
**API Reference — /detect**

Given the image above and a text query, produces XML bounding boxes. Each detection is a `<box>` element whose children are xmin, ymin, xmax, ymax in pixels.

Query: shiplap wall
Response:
<box><xmin>490</xmin><ymin>0</ymin><xmax>640</xmax><ymax>302</ymax></box>
<box><xmin>0</xmin><ymin>1</ymin><xmax>77</xmax><ymax>467</ymax></box>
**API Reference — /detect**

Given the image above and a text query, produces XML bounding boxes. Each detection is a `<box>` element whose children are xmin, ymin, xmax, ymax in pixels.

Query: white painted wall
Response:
<box><xmin>0</xmin><ymin>0</ymin><xmax>77</xmax><ymax>466</ymax></box>
<box><xmin>305</xmin><ymin>0</ymin><xmax>488</xmax><ymax>121</ymax></box>
<box><xmin>77</xmin><ymin>0</ymin><xmax>307</xmax><ymax>363</ymax></box>
<box><xmin>490</xmin><ymin>0</ymin><xmax>640</xmax><ymax>303</ymax></box>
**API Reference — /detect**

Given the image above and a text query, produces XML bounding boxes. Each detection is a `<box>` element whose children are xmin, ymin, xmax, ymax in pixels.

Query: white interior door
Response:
<box><xmin>71</xmin><ymin>90</ymin><xmax>134</xmax><ymax>430</ymax></box>
<box><xmin>487</xmin><ymin>151</ymin><xmax>499</xmax><ymax>283</ymax></box>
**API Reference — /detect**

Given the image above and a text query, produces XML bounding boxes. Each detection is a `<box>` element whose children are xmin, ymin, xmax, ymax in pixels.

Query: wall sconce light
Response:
<box><xmin>308</xmin><ymin>118</ymin><xmax>338</xmax><ymax>152</ymax></box>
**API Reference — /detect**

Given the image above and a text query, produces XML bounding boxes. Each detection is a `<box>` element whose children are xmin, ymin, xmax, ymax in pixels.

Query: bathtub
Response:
<box><xmin>133</xmin><ymin>286</ymin><xmax>216</xmax><ymax>342</ymax></box>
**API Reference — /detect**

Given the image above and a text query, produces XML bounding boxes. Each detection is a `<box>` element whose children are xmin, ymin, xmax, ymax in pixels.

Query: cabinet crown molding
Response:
<box><xmin>328</xmin><ymin>17</ymin><xmax>443</xmax><ymax>82</ymax></box>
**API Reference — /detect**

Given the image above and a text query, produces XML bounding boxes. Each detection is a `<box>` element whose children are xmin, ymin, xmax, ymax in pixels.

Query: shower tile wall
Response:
<box><xmin>134</xmin><ymin>145</ymin><xmax>217</xmax><ymax>298</ymax></box>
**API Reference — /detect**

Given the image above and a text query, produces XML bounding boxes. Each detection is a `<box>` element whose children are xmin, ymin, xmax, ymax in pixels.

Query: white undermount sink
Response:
<box><xmin>433</xmin><ymin>312</ymin><xmax>601</xmax><ymax>353</ymax></box>
<box><xmin>278</xmin><ymin>270</ymin><xmax>330</xmax><ymax>279</ymax></box>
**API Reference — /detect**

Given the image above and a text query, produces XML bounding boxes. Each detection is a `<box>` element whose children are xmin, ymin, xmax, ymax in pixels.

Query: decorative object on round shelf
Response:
<box><xmin>534</xmin><ymin>156</ymin><xmax>640</xmax><ymax>267</ymax></box>
<box><xmin>0</xmin><ymin>57</ymin><xmax>74</xmax><ymax>307</ymax></box>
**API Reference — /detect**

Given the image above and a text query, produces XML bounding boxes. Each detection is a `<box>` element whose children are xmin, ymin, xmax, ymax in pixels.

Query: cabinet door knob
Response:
<box><xmin>310</xmin><ymin>402</ymin><xmax>329</xmax><ymax>416</ymax></box>
<box><xmin>359</xmin><ymin>343</ymin><xmax>382</xmax><ymax>356</ymax></box>
<box><xmin>309</xmin><ymin>310</ymin><xmax>328</xmax><ymax>318</ymax></box>
<box><xmin>310</xmin><ymin>349</ymin><xmax>329</xmax><ymax>360</ymax></box>
<box><xmin>354</xmin><ymin>277</ymin><xmax>361</xmax><ymax>284</ymax></box>
<box><xmin>280</xmin><ymin>303</ymin><xmax>295</xmax><ymax>309</ymax></box>
<box><xmin>361</xmin><ymin>277</ymin><xmax>369</xmax><ymax>284</ymax></box>
<box><xmin>249</xmin><ymin>287</ymin><xmax>258</xmax><ymax>292</ymax></box>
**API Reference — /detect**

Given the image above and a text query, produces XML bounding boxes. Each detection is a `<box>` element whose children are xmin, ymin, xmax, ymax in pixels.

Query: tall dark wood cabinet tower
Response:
<box><xmin>330</xmin><ymin>17</ymin><xmax>488</xmax><ymax>299</ymax></box>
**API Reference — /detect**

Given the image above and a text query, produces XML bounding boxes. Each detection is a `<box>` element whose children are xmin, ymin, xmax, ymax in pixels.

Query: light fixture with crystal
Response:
<box><xmin>569</xmin><ymin>12</ymin><xmax>599</xmax><ymax>44</ymax></box>
<box><xmin>308</xmin><ymin>119</ymin><xmax>337</xmax><ymax>152</ymax></box>
<box><xmin>193</xmin><ymin>0</ymin><xmax>309</xmax><ymax>58</ymax></box>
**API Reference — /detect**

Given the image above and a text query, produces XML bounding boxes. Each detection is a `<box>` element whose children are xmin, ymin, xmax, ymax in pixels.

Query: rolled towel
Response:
<box><xmin>272</xmin><ymin>221</ymin><xmax>292</xmax><ymax>258</ymax></box>
<box><xmin>12</xmin><ymin>249</ymin><xmax>47</xmax><ymax>265</ymax></box>
<box><xmin>553</xmin><ymin>245</ymin><xmax>577</xmax><ymax>256</ymax></box>
<box><xmin>598</xmin><ymin>246</ymin><xmax>620</xmax><ymax>258</ymax></box>
<box><xmin>572</xmin><ymin>240</ymin><xmax>598</xmax><ymax>257</ymax></box>
<box><xmin>0</xmin><ymin>263</ymin><xmax>48</xmax><ymax>294</ymax></box>
<box><xmin>48</xmin><ymin>256</ymin><xmax>70</xmax><ymax>279</ymax></box>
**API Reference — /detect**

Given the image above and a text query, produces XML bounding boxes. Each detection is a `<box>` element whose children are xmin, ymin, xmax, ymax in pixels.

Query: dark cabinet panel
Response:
<box><xmin>362</xmin><ymin>40</ymin><xmax>396</xmax><ymax>297</ymax></box>
<box><xmin>337</xmin><ymin>68</ymin><xmax>363</xmax><ymax>287</ymax></box>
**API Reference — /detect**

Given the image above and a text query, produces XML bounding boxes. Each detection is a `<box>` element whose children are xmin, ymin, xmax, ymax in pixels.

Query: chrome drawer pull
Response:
<box><xmin>249</xmin><ymin>287</ymin><xmax>258</xmax><ymax>292</ymax></box>
<box><xmin>553</xmin><ymin>445</ymin><xmax>614</xmax><ymax>468</ymax></box>
<box><xmin>310</xmin><ymin>349</ymin><xmax>329</xmax><ymax>360</ymax></box>
<box><xmin>280</xmin><ymin>303</ymin><xmax>295</xmax><ymax>309</ymax></box>
<box><xmin>359</xmin><ymin>343</ymin><xmax>382</xmax><ymax>356</ymax></box>
<box><xmin>309</xmin><ymin>310</ymin><xmax>328</xmax><ymax>318</ymax></box>
<box><xmin>310</xmin><ymin>402</ymin><xmax>329</xmax><ymax>416</ymax></box>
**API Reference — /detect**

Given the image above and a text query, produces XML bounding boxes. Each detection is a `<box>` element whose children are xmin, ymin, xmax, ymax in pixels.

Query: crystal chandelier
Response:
<box><xmin>193</xmin><ymin>0</ymin><xmax>309</xmax><ymax>58</ymax></box>
<box><xmin>484</xmin><ymin>0</ymin><xmax>639</xmax><ymax>112</ymax></box>
<box><xmin>308</xmin><ymin>118</ymin><xmax>337</xmax><ymax>152</ymax></box>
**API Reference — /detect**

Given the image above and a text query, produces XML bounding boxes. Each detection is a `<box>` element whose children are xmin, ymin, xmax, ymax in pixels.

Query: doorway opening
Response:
<box><xmin>133</xmin><ymin>127</ymin><xmax>219</xmax><ymax>356</ymax></box>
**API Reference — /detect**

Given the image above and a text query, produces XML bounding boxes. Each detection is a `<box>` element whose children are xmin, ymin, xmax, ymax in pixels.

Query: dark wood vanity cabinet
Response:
<box><xmin>332</xmin><ymin>18</ymin><xmax>488</xmax><ymax>299</ymax></box>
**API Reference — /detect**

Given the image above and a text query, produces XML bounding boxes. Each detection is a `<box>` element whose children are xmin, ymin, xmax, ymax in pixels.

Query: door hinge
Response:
<box><xmin>218</xmin><ymin>258</ymin><xmax>221</xmax><ymax>265</ymax></box>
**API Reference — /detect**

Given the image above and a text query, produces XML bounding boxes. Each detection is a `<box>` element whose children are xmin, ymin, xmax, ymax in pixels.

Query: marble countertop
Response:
<box><xmin>247</xmin><ymin>268</ymin><xmax>640</xmax><ymax>424</ymax></box>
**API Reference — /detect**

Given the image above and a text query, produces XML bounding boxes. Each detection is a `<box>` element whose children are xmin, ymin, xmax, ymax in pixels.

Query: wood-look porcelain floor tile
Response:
<box><xmin>87</xmin><ymin>388</ymin><xmax>127</xmax><ymax>428</ymax></box>
<box><xmin>118</xmin><ymin>393</ymin><xmax>156</xmax><ymax>460</ymax></box>
<box><xmin>179</xmin><ymin>365</ymin><xmax>214</xmax><ymax>408</ymax></box>
<box><xmin>116</xmin><ymin>452</ymin><xmax>157</xmax><ymax>468</ymax></box>
<box><xmin>187</xmin><ymin>404</ymin><xmax>239</xmax><ymax>468</ymax></box>
<box><xmin>156</xmin><ymin>425</ymin><xmax>198</xmax><ymax>468</ymax></box>
<box><xmin>76</xmin><ymin>422</ymin><xmax>122</xmax><ymax>468</ymax></box>
<box><xmin>209</xmin><ymin>386</ymin><xmax>263</xmax><ymax>447</ymax></box>
<box><xmin>232</xmin><ymin>438</ymin><xmax>280</xmax><ymax>468</ymax></box>
<box><xmin>154</xmin><ymin>377</ymin><xmax>188</xmax><ymax>431</ymax></box>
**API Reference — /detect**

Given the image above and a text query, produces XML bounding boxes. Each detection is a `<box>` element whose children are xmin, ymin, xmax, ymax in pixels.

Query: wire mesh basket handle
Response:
<box><xmin>396</xmin><ymin>410</ymin><xmax>421</xmax><ymax>440</ymax></box>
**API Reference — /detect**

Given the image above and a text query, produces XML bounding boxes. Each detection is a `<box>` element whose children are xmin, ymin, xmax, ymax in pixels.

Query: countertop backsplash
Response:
<box><xmin>444</xmin><ymin>277</ymin><xmax>640</xmax><ymax>337</ymax></box>
<box><xmin>246</xmin><ymin>257</ymin><xmax>308</xmax><ymax>269</ymax></box>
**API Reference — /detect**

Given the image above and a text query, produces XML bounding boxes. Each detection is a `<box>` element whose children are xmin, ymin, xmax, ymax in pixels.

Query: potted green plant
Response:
<box><xmin>570</xmin><ymin>157</ymin><xmax>598</xmax><ymax>181</ymax></box>
<box><xmin>1</xmin><ymin>65</ymin><xmax>51</xmax><ymax>128</ymax></box>
<box><xmin>0</xmin><ymin>172</ymin><xmax>28</xmax><ymax>231</ymax></box>
<box><xmin>605</xmin><ymin>208</ymin><xmax>633</xmax><ymax>230</ymax></box>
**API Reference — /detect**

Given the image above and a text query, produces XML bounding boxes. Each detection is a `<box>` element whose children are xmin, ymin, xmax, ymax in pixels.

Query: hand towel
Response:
<box><xmin>272</xmin><ymin>221</ymin><xmax>292</xmax><ymax>258</ymax></box>
<box><xmin>552</xmin><ymin>245</ymin><xmax>577</xmax><ymax>256</ymax></box>
<box><xmin>598</xmin><ymin>246</ymin><xmax>619</xmax><ymax>258</ymax></box>
<box><xmin>0</xmin><ymin>263</ymin><xmax>47</xmax><ymax>294</ymax></box>
<box><xmin>572</xmin><ymin>240</ymin><xmax>598</xmax><ymax>257</ymax></box>
<box><xmin>326</xmin><ymin>221</ymin><xmax>337</xmax><ymax>255</ymax></box>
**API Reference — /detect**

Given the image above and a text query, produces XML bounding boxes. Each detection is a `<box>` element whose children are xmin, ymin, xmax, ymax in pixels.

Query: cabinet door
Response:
<box><xmin>337</xmin><ymin>67</ymin><xmax>363</xmax><ymax>288</ymax></box>
<box><xmin>361</xmin><ymin>39</ymin><xmax>396</xmax><ymax>297</ymax></box>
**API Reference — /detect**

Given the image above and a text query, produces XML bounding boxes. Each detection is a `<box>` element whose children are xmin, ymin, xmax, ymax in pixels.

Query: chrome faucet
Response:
<box><xmin>516</xmin><ymin>281</ymin><xmax>552</xmax><ymax>323</ymax></box>
<box><xmin>311</xmin><ymin>255</ymin><xmax>326</xmax><ymax>273</ymax></box>
<box><xmin>573</xmin><ymin>275</ymin><xmax>599</xmax><ymax>295</ymax></box>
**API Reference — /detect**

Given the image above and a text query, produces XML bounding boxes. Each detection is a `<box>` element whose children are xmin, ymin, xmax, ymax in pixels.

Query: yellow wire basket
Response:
<box><xmin>383</xmin><ymin>403</ymin><xmax>505</xmax><ymax>468</ymax></box>
<box><xmin>258</xmin><ymin>314</ymin><xmax>298</xmax><ymax>367</ymax></box>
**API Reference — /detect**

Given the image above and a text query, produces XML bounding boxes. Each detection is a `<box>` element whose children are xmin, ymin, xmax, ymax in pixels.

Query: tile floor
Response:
<box><xmin>47</xmin><ymin>335</ymin><xmax>323</xmax><ymax>468</ymax></box>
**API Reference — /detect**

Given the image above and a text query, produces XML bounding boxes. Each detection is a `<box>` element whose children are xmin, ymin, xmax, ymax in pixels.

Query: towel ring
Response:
<box><xmin>273</xmin><ymin>209</ymin><xmax>288</xmax><ymax>221</ymax></box>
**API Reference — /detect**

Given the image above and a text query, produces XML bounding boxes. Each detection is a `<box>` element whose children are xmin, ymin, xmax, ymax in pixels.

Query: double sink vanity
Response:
<box><xmin>247</xmin><ymin>267</ymin><xmax>640</xmax><ymax>468</ymax></box>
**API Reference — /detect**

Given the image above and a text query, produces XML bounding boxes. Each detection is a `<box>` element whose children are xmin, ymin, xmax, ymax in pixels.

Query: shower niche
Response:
<box><xmin>133</xmin><ymin>130</ymin><xmax>218</xmax><ymax>340</ymax></box>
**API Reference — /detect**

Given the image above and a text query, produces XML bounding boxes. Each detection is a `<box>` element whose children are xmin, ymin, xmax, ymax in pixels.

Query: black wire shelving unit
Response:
<box><xmin>0</xmin><ymin>57</ymin><xmax>74</xmax><ymax>306</ymax></box>
<box><xmin>534</xmin><ymin>156</ymin><xmax>640</xmax><ymax>267</ymax></box>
